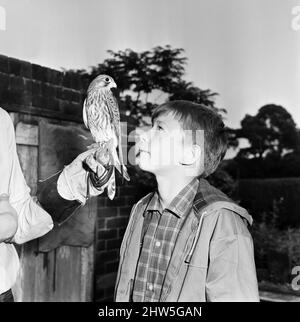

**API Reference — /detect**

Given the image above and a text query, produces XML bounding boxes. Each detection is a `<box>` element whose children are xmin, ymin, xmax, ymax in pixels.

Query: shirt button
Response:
<box><xmin>148</xmin><ymin>284</ymin><xmax>154</xmax><ymax>291</ymax></box>
<box><xmin>155</xmin><ymin>241</ymin><xmax>161</xmax><ymax>247</ymax></box>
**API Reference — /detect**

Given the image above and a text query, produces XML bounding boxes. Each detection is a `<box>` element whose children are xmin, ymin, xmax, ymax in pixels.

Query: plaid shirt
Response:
<box><xmin>132</xmin><ymin>178</ymin><xmax>199</xmax><ymax>302</ymax></box>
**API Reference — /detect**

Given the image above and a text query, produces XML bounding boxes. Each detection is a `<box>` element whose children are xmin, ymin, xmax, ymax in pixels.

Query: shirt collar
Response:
<box><xmin>144</xmin><ymin>178</ymin><xmax>199</xmax><ymax>219</ymax></box>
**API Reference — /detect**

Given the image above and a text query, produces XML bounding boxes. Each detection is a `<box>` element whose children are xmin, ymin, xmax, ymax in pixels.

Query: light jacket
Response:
<box><xmin>114</xmin><ymin>178</ymin><xmax>260</xmax><ymax>302</ymax></box>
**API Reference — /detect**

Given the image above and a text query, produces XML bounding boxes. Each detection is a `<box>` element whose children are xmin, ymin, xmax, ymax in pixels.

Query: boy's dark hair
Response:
<box><xmin>151</xmin><ymin>100</ymin><xmax>228</xmax><ymax>177</ymax></box>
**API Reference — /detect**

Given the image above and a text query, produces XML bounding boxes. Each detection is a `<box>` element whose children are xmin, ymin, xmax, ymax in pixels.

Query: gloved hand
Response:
<box><xmin>57</xmin><ymin>148</ymin><xmax>112</xmax><ymax>205</ymax></box>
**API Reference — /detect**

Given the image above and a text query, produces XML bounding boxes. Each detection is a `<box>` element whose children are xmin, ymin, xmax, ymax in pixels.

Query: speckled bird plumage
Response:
<box><xmin>83</xmin><ymin>74</ymin><xmax>130</xmax><ymax>199</ymax></box>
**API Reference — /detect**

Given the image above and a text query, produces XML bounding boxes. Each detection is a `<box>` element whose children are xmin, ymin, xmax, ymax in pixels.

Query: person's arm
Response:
<box><xmin>1</xmin><ymin>110</ymin><xmax>54</xmax><ymax>244</ymax></box>
<box><xmin>37</xmin><ymin>149</ymin><xmax>112</xmax><ymax>226</ymax></box>
<box><xmin>205</xmin><ymin>208</ymin><xmax>260</xmax><ymax>302</ymax></box>
<box><xmin>2</xmin><ymin>108</ymin><xmax>111</xmax><ymax>244</ymax></box>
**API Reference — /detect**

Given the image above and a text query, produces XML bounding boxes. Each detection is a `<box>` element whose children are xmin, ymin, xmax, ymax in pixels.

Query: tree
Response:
<box><xmin>66</xmin><ymin>45</ymin><xmax>223</xmax><ymax>125</ymax></box>
<box><xmin>227</xmin><ymin>104</ymin><xmax>300</xmax><ymax>179</ymax></box>
<box><xmin>236</xmin><ymin>104</ymin><xmax>298</xmax><ymax>160</ymax></box>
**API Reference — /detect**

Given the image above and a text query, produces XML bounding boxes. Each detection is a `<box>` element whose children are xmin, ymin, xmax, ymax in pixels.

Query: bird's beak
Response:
<box><xmin>111</xmin><ymin>81</ymin><xmax>117</xmax><ymax>89</ymax></box>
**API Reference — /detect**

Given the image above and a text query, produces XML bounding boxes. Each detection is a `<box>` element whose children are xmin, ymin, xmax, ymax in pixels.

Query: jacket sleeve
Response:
<box><xmin>36</xmin><ymin>172</ymin><xmax>82</xmax><ymax>226</ymax></box>
<box><xmin>205</xmin><ymin>208</ymin><xmax>260</xmax><ymax>302</ymax></box>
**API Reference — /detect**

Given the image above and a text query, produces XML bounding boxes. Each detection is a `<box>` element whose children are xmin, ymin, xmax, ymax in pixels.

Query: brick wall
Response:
<box><xmin>0</xmin><ymin>54</ymin><xmax>85</xmax><ymax>122</ymax></box>
<box><xmin>0</xmin><ymin>54</ymin><xmax>144</xmax><ymax>302</ymax></box>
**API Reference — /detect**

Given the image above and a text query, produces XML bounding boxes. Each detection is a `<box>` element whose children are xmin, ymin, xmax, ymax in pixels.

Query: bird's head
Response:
<box><xmin>87</xmin><ymin>75</ymin><xmax>117</xmax><ymax>94</ymax></box>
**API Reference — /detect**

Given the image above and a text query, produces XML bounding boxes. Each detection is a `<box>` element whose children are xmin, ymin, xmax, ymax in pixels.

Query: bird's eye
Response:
<box><xmin>105</xmin><ymin>77</ymin><xmax>110</xmax><ymax>82</ymax></box>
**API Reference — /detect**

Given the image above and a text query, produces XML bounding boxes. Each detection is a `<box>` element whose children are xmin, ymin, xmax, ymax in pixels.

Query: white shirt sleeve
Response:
<box><xmin>0</xmin><ymin>108</ymin><xmax>53</xmax><ymax>244</ymax></box>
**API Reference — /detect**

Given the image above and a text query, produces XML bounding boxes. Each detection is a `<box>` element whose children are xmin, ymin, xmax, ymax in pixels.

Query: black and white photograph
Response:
<box><xmin>0</xmin><ymin>0</ymin><xmax>300</xmax><ymax>309</ymax></box>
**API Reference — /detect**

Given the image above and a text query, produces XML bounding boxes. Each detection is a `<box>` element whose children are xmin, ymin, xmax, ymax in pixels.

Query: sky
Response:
<box><xmin>0</xmin><ymin>0</ymin><xmax>300</xmax><ymax>132</ymax></box>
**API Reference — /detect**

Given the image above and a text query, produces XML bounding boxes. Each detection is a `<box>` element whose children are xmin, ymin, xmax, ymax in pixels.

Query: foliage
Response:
<box><xmin>250</xmin><ymin>198</ymin><xmax>300</xmax><ymax>284</ymax></box>
<box><xmin>226</xmin><ymin>104</ymin><xmax>300</xmax><ymax>178</ymax></box>
<box><xmin>206</xmin><ymin>166</ymin><xmax>237</xmax><ymax>198</ymax></box>
<box><xmin>65</xmin><ymin>45</ymin><xmax>224</xmax><ymax>126</ymax></box>
<box><xmin>237</xmin><ymin>177</ymin><xmax>300</xmax><ymax>228</ymax></box>
<box><xmin>225</xmin><ymin>154</ymin><xmax>300</xmax><ymax>179</ymax></box>
<box><xmin>236</xmin><ymin>104</ymin><xmax>298</xmax><ymax>159</ymax></box>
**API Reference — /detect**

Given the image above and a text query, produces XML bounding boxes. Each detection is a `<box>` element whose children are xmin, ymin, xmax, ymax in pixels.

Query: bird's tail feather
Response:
<box><xmin>117</xmin><ymin>135</ymin><xmax>130</xmax><ymax>182</ymax></box>
<box><xmin>112</xmin><ymin>149</ymin><xmax>130</xmax><ymax>181</ymax></box>
<box><xmin>108</xmin><ymin>140</ymin><xmax>130</xmax><ymax>182</ymax></box>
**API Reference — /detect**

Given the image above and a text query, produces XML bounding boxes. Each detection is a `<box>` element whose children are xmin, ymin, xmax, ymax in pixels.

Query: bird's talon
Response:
<box><xmin>87</xmin><ymin>143</ymin><xmax>101</xmax><ymax>150</ymax></box>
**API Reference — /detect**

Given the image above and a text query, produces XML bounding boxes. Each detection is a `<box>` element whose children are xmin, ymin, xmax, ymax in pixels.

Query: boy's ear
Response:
<box><xmin>180</xmin><ymin>144</ymin><xmax>202</xmax><ymax>165</ymax></box>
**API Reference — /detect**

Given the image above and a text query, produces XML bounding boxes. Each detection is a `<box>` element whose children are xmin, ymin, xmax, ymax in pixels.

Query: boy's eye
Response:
<box><xmin>151</xmin><ymin>123</ymin><xmax>163</xmax><ymax>130</ymax></box>
<box><xmin>151</xmin><ymin>121</ymin><xmax>164</xmax><ymax>131</ymax></box>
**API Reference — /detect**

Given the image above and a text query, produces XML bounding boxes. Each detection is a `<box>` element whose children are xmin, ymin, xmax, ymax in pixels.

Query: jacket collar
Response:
<box><xmin>192</xmin><ymin>177</ymin><xmax>253</xmax><ymax>226</ymax></box>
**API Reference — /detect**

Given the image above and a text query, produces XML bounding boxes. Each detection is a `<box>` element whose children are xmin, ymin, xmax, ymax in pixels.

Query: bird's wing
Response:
<box><xmin>107</xmin><ymin>95</ymin><xmax>130</xmax><ymax>181</ymax></box>
<box><xmin>107</xmin><ymin>93</ymin><xmax>120</xmax><ymax>137</ymax></box>
<box><xmin>83</xmin><ymin>98</ymin><xmax>89</xmax><ymax>129</ymax></box>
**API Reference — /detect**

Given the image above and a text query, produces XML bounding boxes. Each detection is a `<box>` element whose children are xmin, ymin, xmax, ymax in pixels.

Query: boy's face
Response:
<box><xmin>136</xmin><ymin>112</ymin><xmax>196</xmax><ymax>176</ymax></box>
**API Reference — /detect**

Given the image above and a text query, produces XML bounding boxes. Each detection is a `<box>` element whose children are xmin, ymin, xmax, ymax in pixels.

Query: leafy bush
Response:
<box><xmin>238</xmin><ymin>177</ymin><xmax>300</xmax><ymax>228</ymax></box>
<box><xmin>207</xmin><ymin>167</ymin><xmax>237</xmax><ymax>198</ymax></box>
<box><xmin>250</xmin><ymin>198</ymin><xmax>300</xmax><ymax>284</ymax></box>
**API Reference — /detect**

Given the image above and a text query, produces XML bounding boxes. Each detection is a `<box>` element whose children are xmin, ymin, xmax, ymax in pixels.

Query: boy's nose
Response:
<box><xmin>138</xmin><ymin>130</ymin><xmax>152</xmax><ymax>152</ymax></box>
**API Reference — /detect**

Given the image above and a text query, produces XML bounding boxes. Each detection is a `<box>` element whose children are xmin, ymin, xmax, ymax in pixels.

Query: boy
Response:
<box><xmin>115</xmin><ymin>100</ymin><xmax>259</xmax><ymax>302</ymax></box>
